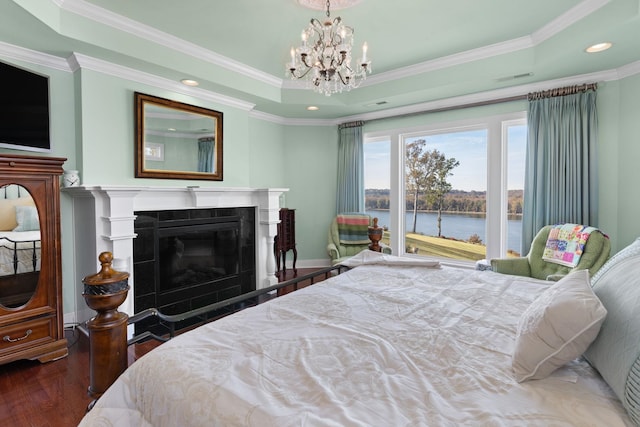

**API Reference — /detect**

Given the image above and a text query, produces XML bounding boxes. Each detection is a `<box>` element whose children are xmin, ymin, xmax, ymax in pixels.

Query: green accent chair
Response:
<box><xmin>490</xmin><ymin>225</ymin><xmax>610</xmax><ymax>281</ymax></box>
<box><xmin>327</xmin><ymin>215</ymin><xmax>391</xmax><ymax>265</ymax></box>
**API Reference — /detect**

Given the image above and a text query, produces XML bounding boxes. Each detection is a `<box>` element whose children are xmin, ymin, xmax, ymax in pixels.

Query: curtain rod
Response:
<box><xmin>527</xmin><ymin>83</ymin><xmax>597</xmax><ymax>101</ymax></box>
<box><xmin>338</xmin><ymin>120</ymin><xmax>365</xmax><ymax>129</ymax></box>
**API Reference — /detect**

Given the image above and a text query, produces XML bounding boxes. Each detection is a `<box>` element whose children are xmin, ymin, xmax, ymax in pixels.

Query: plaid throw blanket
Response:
<box><xmin>542</xmin><ymin>224</ymin><xmax>597</xmax><ymax>267</ymax></box>
<box><xmin>337</xmin><ymin>213</ymin><xmax>370</xmax><ymax>245</ymax></box>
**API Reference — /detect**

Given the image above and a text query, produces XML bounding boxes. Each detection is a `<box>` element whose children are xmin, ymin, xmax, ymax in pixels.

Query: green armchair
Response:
<box><xmin>327</xmin><ymin>215</ymin><xmax>391</xmax><ymax>265</ymax></box>
<box><xmin>490</xmin><ymin>225</ymin><xmax>610</xmax><ymax>281</ymax></box>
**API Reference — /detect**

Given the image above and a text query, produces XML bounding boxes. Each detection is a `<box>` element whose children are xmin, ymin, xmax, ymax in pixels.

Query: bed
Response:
<box><xmin>79</xmin><ymin>243</ymin><xmax>640</xmax><ymax>426</ymax></box>
<box><xmin>0</xmin><ymin>186</ymin><xmax>41</xmax><ymax>277</ymax></box>
<box><xmin>0</xmin><ymin>231</ymin><xmax>41</xmax><ymax>276</ymax></box>
<box><xmin>0</xmin><ymin>189</ymin><xmax>42</xmax><ymax>307</ymax></box>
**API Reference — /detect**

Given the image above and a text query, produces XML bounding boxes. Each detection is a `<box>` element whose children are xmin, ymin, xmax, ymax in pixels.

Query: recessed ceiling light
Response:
<box><xmin>307</xmin><ymin>106</ymin><xmax>319</xmax><ymax>111</ymax></box>
<box><xmin>585</xmin><ymin>42</ymin><xmax>612</xmax><ymax>53</ymax></box>
<box><xmin>181</xmin><ymin>79</ymin><xmax>199</xmax><ymax>86</ymax></box>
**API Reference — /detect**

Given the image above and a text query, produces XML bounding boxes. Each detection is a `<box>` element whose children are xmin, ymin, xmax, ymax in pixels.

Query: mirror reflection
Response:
<box><xmin>0</xmin><ymin>184</ymin><xmax>40</xmax><ymax>308</ymax></box>
<box><xmin>135</xmin><ymin>92</ymin><xmax>223</xmax><ymax>181</ymax></box>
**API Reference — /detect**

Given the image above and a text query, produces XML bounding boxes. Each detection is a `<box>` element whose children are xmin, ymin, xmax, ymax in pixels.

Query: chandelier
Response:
<box><xmin>287</xmin><ymin>0</ymin><xmax>371</xmax><ymax>96</ymax></box>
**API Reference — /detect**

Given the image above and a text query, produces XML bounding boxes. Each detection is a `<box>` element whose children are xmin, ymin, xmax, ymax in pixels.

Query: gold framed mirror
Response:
<box><xmin>135</xmin><ymin>92</ymin><xmax>223</xmax><ymax>180</ymax></box>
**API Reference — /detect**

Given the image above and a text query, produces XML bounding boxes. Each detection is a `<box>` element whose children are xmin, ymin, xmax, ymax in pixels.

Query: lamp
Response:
<box><xmin>287</xmin><ymin>0</ymin><xmax>371</xmax><ymax>96</ymax></box>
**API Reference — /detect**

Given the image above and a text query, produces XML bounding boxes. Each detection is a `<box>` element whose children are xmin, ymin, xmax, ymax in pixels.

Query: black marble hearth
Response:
<box><xmin>132</xmin><ymin>207</ymin><xmax>256</xmax><ymax>335</ymax></box>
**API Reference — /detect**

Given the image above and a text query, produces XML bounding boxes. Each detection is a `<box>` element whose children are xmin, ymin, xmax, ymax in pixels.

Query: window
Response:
<box><xmin>364</xmin><ymin>137</ymin><xmax>391</xmax><ymax>246</ymax></box>
<box><xmin>364</xmin><ymin>112</ymin><xmax>526</xmax><ymax>263</ymax></box>
<box><xmin>505</xmin><ymin>121</ymin><xmax>526</xmax><ymax>257</ymax></box>
<box><xmin>403</xmin><ymin>128</ymin><xmax>487</xmax><ymax>260</ymax></box>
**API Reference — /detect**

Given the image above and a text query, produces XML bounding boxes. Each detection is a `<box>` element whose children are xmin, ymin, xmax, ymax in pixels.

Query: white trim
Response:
<box><xmin>337</xmin><ymin>68</ymin><xmax>621</xmax><ymax>124</ymax></box>
<box><xmin>63</xmin><ymin>185</ymin><xmax>287</xmax><ymax>323</ymax></box>
<box><xmin>57</xmin><ymin>0</ymin><xmax>282</xmax><ymax>88</ymax></box>
<box><xmin>291</xmin><ymin>0</ymin><xmax>612</xmax><ymax>89</ymax></box>
<box><xmin>69</xmin><ymin>53</ymin><xmax>256</xmax><ymax>112</ymax></box>
<box><xmin>54</xmin><ymin>0</ymin><xmax>610</xmax><ymax>92</ymax></box>
<box><xmin>248</xmin><ymin>109</ymin><xmax>339</xmax><ymax>126</ymax></box>
<box><xmin>362</xmin><ymin>37</ymin><xmax>534</xmax><ymax>87</ymax></box>
<box><xmin>0</xmin><ymin>41</ymin><xmax>72</xmax><ymax>72</ymax></box>
<box><xmin>617</xmin><ymin>60</ymin><xmax>640</xmax><ymax>80</ymax></box>
<box><xmin>531</xmin><ymin>0</ymin><xmax>610</xmax><ymax>44</ymax></box>
<box><xmin>0</xmin><ymin>35</ymin><xmax>638</xmax><ymax>128</ymax></box>
<box><xmin>365</xmin><ymin>112</ymin><xmax>527</xmax><ymax>259</ymax></box>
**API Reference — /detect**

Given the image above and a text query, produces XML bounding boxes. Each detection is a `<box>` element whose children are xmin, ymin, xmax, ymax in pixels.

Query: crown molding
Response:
<box><xmin>55</xmin><ymin>0</ymin><xmax>609</xmax><ymax>92</ymax></box>
<box><xmin>249</xmin><ymin>109</ymin><xmax>339</xmax><ymax>126</ymax></box>
<box><xmin>286</xmin><ymin>0</ymin><xmax>610</xmax><ymax>89</ymax></box>
<box><xmin>57</xmin><ymin>0</ymin><xmax>282</xmax><ymax>88</ymax></box>
<box><xmin>335</xmin><ymin>68</ymin><xmax>625</xmax><ymax>124</ymax></box>
<box><xmin>0</xmin><ymin>41</ymin><xmax>72</xmax><ymax>72</ymax></box>
<box><xmin>531</xmin><ymin>0</ymin><xmax>610</xmax><ymax>44</ymax></box>
<box><xmin>2</xmin><ymin>40</ymin><xmax>638</xmax><ymax>128</ymax></box>
<box><xmin>68</xmin><ymin>52</ymin><xmax>256</xmax><ymax>112</ymax></box>
<box><xmin>363</xmin><ymin>37</ymin><xmax>535</xmax><ymax>88</ymax></box>
<box><xmin>617</xmin><ymin>60</ymin><xmax>640</xmax><ymax>80</ymax></box>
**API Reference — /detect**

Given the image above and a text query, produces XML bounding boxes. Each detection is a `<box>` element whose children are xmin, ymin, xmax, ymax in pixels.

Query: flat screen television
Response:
<box><xmin>0</xmin><ymin>61</ymin><xmax>51</xmax><ymax>152</ymax></box>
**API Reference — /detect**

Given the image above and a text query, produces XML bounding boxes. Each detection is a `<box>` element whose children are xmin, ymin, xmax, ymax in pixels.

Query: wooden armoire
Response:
<box><xmin>0</xmin><ymin>154</ymin><xmax>68</xmax><ymax>364</ymax></box>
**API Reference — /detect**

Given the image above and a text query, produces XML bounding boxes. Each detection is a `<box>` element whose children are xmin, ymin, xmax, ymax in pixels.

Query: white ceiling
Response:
<box><xmin>1</xmin><ymin>0</ymin><xmax>639</xmax><ymax>121</ymax></box>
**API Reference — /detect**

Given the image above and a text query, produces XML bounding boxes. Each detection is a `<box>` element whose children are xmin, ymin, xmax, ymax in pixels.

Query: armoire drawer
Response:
<box><xmin>0</xmin><ymin>316</ymin><xmax>56</xmax><ymax>355</ymax></box>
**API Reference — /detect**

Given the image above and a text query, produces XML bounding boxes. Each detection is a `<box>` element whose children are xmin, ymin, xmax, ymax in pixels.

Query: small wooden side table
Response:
<box><xmin>274</xmin><ymin>208</ymin><xmax>297</xmax><ymax>275</ymax></box>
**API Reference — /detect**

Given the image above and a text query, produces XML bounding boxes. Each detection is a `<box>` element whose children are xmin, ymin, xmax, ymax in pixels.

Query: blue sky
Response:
<box><xmin>364</xmin><ymin>125</ymin><xmax>526</xmax><ymax>192</ymax></box>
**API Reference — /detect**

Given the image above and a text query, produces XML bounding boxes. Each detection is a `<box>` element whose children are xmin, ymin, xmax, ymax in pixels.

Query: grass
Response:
<box><xmin>382</xmin><ymin>232</ymin><xmax>488</xmax><ymax>261</ymax></box>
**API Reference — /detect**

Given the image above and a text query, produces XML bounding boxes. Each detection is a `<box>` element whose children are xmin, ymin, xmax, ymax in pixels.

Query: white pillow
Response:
<box><xmin>12</xmin><ymin>205</ymin><xmax>40</xmax><ymax>232</ymax></box>
<box><xmin>512</xmin><ymin>269</ymin><xmax>607</xmax><ymax>382</ymax></box>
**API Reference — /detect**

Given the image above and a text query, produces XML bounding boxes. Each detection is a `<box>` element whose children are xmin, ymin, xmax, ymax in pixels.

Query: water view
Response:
<box><xmin>366</xmin><ymin>210</ymin><xmax>523</xmax><ymax>254</ymax></box>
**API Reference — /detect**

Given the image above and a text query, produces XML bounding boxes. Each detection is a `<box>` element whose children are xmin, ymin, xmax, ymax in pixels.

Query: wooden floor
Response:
<box><xmin>0</xmin><ymin>268</ymin><xmax>322</xmax><ymax>427</ymax></box>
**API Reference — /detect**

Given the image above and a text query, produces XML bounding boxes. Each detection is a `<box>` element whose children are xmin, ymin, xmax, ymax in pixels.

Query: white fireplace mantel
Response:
<box><xmin>63</xmin><ymin>185</ymin><xmax>287</xmax><ymax>323</ymax></box>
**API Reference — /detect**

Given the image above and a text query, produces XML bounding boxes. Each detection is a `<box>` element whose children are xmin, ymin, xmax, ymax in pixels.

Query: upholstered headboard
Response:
<box><xmin>585</xmin><ymin>238</ymin><xmax>640</xmax><ymax>425</ymax></box>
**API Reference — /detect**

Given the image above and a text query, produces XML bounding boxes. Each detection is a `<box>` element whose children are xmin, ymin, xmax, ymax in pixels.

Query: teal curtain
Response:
<box><xmin>198</xmin><ymin>137</ymin><xmax>215</xmax><ymax>173</ymax></box>
<box><xmin>521</xmin><ymin>86</ymin><xmax>598</xmax><ymax>253</ymax></box>
<box><xmin>336</xmin><ymin>121</ymin><xmax>365</xmax><ymax>214</ymax></box>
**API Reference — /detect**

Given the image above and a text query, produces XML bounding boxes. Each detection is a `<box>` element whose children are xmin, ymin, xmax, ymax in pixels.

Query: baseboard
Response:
<box><xmin>289</xmin><ymin>258</ymin><xmax>331</xmax><ymax>269</ymax></box>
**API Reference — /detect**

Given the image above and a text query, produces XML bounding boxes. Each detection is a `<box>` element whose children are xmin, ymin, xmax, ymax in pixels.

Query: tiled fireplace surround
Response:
<box><xmin>64</xmin><ymin>186</ymin><xmax>286</xmax><ymax>327</ymax></box>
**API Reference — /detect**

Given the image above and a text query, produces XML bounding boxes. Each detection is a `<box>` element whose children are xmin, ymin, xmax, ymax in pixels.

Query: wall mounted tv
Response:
<box><xmin>0</xmin><ymin>61</ymin><xmax>51</xmax><ymax>152</ymax></box>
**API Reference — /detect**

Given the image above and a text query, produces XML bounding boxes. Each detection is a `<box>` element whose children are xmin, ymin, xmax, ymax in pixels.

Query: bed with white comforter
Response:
<box><xmin>0</xmin><ymin>231</ymin><xmax>41</xmax><ymax>276</ymax></box>
<box><xmin>79</xmin><ymin>250</ymin><xmax>637</xmax><ymax>426</ymax></box>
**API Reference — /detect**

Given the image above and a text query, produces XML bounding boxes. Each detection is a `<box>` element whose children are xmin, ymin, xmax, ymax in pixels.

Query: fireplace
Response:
<box><xmin>63</xmin><ymin>186</ymin><xmax>285</xmax><ymax>330</ymax></box>
<box><xmin>133</xmin><ymin>207</ymin><xmax>255</xmax><ymax>334</ymax></box>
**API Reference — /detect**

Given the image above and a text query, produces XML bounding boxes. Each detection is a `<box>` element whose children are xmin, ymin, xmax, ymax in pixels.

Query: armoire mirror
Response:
<box><xmin>135</xmin><ymin>92</ymin><xmax>224</xmax><ymax>181</ymax></box>
<box><xmin>0</xmin><ymin>184</ymin><xmax>41</xmax><ymax>308</ymax></box>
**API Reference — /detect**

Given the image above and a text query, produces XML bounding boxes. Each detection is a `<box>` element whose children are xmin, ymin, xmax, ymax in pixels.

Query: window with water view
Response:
<box><xmin>364</xmin><ymin>114</ymin><xmax>526</xmax><ymax>262</ymax></box>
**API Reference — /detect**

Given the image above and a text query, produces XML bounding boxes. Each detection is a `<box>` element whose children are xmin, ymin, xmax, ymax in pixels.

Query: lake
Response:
<box><xmin>366</xmin><ymin>210</ymin><xmax>523</xmax><ymax>254</ymax></box>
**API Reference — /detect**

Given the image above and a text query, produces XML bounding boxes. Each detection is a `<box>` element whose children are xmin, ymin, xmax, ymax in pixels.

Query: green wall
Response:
<box><xmin>282</xmin><ymin>125</ymin><xmax>338</xmax><ymax>264</ymax></box>
<box><xmin>0</xmin><ymin>58</ymin><xmax>78</xmax><ymax>321</ymax></box>
<box><xmin>2</xmin><ymin>55</ymin><xmax>640</xmax><ymax>321</ymax></box>
<box><xmin>74</xmin><ymin>70</ymin><xmax>257</xmax><ymax>187</ymax></box>
<box><xmin>613</xmin><ymin>74</ymin><xmax>640</xmax><ymax>251</ymax></box>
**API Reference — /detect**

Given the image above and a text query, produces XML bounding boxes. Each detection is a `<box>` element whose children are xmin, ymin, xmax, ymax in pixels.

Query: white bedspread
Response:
<box><xmin>0</xmin><ymin>231</ymin><xmax>41</xmax><ymax>276</ymax></box>
<box><xmin>80</xmin><ymin>261</ymin><xmax>633</xmax><ymax>426</ymax></box>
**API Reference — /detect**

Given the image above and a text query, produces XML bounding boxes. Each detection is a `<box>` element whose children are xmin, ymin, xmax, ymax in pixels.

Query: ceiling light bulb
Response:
<box><xmin>585</xmin><ymin>42</ymin><xmax>612</xmax><ymax>53</ymax></box>
<box><xmin>307</xmin><ymin>106</ymin><xmax>319</xmax><ymax>111</ymax></box>
<box><xmin>181</xmin><ymin>79</ymin><xmax>199</xmax><ymax>86</ymax></box>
